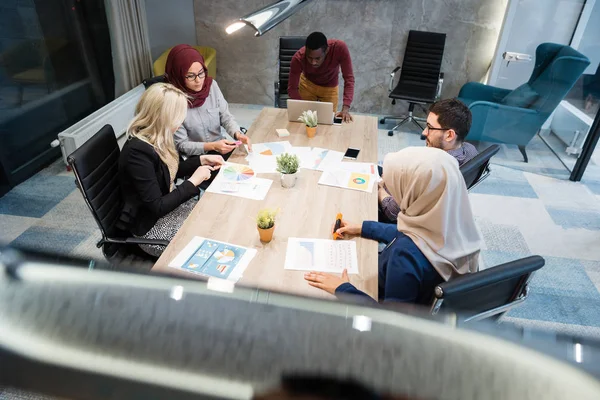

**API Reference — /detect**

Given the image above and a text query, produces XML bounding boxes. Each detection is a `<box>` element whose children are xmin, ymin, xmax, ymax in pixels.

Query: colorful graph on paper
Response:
<box><xmin>222</xmin><ymin>164</ymin><xmax>255</xmax><ymax>182</ymax></box>
<box><xmin>297</xmin><ymin>241</ymin><xmax>316</xmax><ymax>266</ymax></box>
<box><xmin>312</xmin><ymin>149</ymin><xmax>329</xmax><ymax>169</ymax></box>
<box><xmin>347</xmin><ymin>172</ymin><xmax>370</xmax><ymax>190</ymax></box>
<box><xmin>257</xmin><ymin>142</ymin><xmax>287</xmax><ymax>156</ymax></box>
<box><xmin>181</xmin><ymin>239</ymin><xmax>247</xmax><ymax>279</ymax></box>
<box><xmin>284</xmin><ymin>238</ymin><xmax>359</xmax><ymax>273</ymax></box>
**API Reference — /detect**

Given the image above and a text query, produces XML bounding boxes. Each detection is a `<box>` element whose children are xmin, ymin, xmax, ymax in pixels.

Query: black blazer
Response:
<box><xmin>117</xmin><ymin>137</ymin><xmax>201</xmax><ymax>236</ymax></box>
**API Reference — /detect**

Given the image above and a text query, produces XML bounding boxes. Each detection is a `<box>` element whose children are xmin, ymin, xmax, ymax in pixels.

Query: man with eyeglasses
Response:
<box><xmin>378</xmin><ymin>98</ymin><xmax>478</xmax><ymax>223</ymax></box>
<box><xmin>288</xmin><ymin>32</ymin><xmax>355</xmax><ymax>123</ymax></box>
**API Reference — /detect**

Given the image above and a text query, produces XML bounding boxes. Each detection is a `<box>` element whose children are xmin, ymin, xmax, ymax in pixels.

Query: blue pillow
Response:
<box><xmin>501</xmin><ymin>83</ymin><xmax>539</xmax><ymax>108</ymax></box>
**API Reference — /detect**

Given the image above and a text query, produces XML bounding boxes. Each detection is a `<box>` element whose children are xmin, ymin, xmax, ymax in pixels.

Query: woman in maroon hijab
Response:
<box><xmin>165</xmin><ymin>44</ymin><xmax>251</xmax><ymax>160</ymax></box>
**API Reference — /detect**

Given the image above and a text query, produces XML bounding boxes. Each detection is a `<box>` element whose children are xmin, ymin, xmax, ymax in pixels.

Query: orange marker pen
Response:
<box><xmin>332</xmin><ymin>213</ymin><xmax>343</xmax><ymax>240</ymax></box>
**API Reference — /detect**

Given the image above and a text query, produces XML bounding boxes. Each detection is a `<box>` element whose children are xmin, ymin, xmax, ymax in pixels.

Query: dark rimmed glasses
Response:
<box><xmin>185</xmin><ymin>70</ymin><xmax>206</xmax><ymax>81</ymax></box>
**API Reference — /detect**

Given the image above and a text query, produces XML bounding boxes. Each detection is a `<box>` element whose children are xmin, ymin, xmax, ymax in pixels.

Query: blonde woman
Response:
<box><xmin>305</xmin><ymin>147</ymin><xmax>481</xmax><ymax>304</ymax></box>
<box><xmin>117</xmin><ymin>82</ymin><xmax>224</xmax><ymax>257</ymax></box>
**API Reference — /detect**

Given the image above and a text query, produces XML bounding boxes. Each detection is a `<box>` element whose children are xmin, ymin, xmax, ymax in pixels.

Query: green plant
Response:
<box><xmin>256</xmin><ymin>208</ymin><xmax>278</xmax><ymax>229</ymax></box>
<box><xmin>276</xmin><ymin>153</ymin><xmax>300</xmax><ymax>175</ymax></box>
<box><xmin>297</xmin><ymin>110</ymin><xmax>318</xmax><ymax>127</ymax></box>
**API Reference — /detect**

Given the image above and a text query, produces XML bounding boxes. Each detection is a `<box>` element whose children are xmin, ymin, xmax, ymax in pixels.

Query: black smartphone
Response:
<box><xmin>333</xmin><ymin>116</ymin><xmax>343</xmax><ymax>125</ymax></box>
<box><xmin>343</xmin><ymin>147</ymin><xmax>360</xmax><ymax>159</ymax></box>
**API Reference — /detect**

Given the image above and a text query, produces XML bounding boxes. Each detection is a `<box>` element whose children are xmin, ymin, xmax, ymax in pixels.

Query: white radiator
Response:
<box><xmin>53</xmin><ymin>84</ymin><xmax>144</xmax><ymax>164</ymax></box>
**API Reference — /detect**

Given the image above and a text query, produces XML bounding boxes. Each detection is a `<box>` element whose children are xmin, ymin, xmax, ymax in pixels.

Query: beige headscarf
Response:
<box><xmin>382</xmin><ymin>146</ymin><xmax>481</xmax><ymax>280</ymax></box>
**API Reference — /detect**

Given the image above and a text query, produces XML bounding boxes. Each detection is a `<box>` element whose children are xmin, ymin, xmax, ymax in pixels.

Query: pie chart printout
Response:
<box><xmin>213</xmin><ymin>249</ymin><xmax>235</xmax><ymax>263</ymax></box>
<box><xmin>222</xmin><ymin>165</ymin><xmax>255</xmax><ymax>182</ymax></box>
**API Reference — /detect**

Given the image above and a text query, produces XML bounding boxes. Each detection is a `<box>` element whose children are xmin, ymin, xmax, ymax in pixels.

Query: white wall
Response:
<box><xmin>145</xmin><ymin>0</ymin><xmax>197</xmax><ymax>62</ymax></box>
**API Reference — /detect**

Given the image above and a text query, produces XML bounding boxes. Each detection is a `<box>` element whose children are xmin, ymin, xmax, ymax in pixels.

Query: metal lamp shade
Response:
<box><xmin>226</xmin><ymin>0</ymin><xmax>314</xmax><ymax>37</ymax></box>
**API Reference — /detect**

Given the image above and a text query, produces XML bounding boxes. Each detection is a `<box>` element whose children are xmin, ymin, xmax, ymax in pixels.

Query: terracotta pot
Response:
<box><xmin>257</xmin><ymin>225</ymin><xmax>275</xmax><ymax>242</ymax></box>
<box><xmin>280</xmin><ymin>171</ymin><xmax>298</xmax><ymax>188</ymax></box>
<box><xmin>306</xmin><ymin>125</ymin><xmax>317</xmax><ymax>138</ymax></box>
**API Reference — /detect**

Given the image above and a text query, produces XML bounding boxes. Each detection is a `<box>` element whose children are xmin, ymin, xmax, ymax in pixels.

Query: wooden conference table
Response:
<box><xmin>153</xmin><ymin>107</ymin><xmax>379</xmax><ymax>299</ymax></box>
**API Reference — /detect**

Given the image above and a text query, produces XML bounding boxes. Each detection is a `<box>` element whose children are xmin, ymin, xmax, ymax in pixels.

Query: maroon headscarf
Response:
<box><xmin>165</xmin><ymin>44</ymin><xmax>213</xmax><ymax>108</ymax></box>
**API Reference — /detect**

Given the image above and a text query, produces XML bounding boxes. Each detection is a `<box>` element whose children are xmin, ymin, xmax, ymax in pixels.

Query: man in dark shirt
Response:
<box><xmin>288</xmin><ymin>32</ymin><xmax>355</xmax><ymax>123</ymax></box>
<box><xmin>379</xmin><ymin>99</ymin><xmax>478</xmax><ymax>222</ymax></box>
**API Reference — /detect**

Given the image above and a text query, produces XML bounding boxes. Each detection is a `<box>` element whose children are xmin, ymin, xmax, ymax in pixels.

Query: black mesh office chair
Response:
<box><xmin>381</xmin><ymin>30</ymin><xmax>446</xmax><ymax>136</ymax></box>
<box><xmin>142</xmin><ymin>75</ymin><xmax>166</xmax><ymax>88</ymax></box>
<box><xmin>67</xmin><ymin>125</ymin><xmax>168</xmax><ymax>263</ymax></box>
<box><xmin>275</xmin><ymin>36</ymin><xmax>306</xmax><ymax>108</ymax></box>
<box><xmin>460</xmin><ymin>144</ymin><xmax>501</xmax><ymax>190</ymax></box>
<box><xmin>431</xmin><ymin>255</ymin><xmax>545</xmax><ymax>322</ymax></box>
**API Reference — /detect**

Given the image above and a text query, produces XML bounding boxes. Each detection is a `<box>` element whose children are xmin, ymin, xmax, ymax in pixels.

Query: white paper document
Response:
<box><xmin>318</xmin><ymin>168</ymin><xmax>376</xmax><ymax>193</ymax></box>
<box><xmin>284</xmin><ymin>238</ymin><xmax>359</xmax><ymax>274</ymax></box>
<box><xmin>289</xmin><ymin>146</ymin><xmax>316</xmax><ymax>169</ymax></box>
<box><xmin>169</xmin><ymin>236</ymin><xmax>257</xmax><ymax>282</ymax></box>
<box><xmin>247</xmin><ymin>141</ymin><xmax>293</xmax><ymax>156</ymax></box>
<box><xmin>245</xmin><ymin>141</ymin><xmax>294</xmax><ymax>173</ymax></box>
<box><xmin>245</xmin><ymin>153</ymin><xmax>278</xmax><ymax>173</ymax></box>
<box><xmin>310</xmin><ymin>148</ymin><xmax>344</xmax><ymax>171</ymax></box>
<box><xmin>206</xmin><ymin>162</ymin><xmax>273</xmax><ymax>200</ymax></box>
<box><xmin>336</xmin><ymin>161</ymin><xmax>380</xmax><ymax>177</ymax></box>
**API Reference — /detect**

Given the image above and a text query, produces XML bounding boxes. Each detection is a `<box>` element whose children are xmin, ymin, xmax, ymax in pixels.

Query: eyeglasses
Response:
<box><xmin>425</xmin><ymin>124</ymin><xmax>448</xmax><ymax>132</ymax></box>
<box><xmin>185</xmin><ymin>70</ymin><xmax>206</xmax><ymax>81</ymax></box>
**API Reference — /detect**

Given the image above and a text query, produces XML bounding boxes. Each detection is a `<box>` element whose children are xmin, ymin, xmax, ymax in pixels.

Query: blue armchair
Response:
<box><xmin>458</xmin><ymin>43</ymin><xmax>590</xmax><ymax>162</ymax></box>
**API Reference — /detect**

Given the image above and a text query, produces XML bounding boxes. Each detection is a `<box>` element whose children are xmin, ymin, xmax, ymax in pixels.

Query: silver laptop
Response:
<box><xmin>287</xmin><ymin>99</ymin><xmax>335</xmax><ymax>125</ymax></box>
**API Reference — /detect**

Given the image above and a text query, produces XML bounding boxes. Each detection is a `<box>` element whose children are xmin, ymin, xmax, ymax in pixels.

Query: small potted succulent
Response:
<box><xmin>298</xmin><ymin>110</ymin><xmax>318</xmax><ymax>138</ymax></box>
<box><xmin>256</xmin><ymin>208</ymin><xmax>278</xmax><ymax>243</ymax></box>
<box><xmin>276</xmin><ymin>153</ymin><xmax>300</xmax><ymax>188</ymax></box>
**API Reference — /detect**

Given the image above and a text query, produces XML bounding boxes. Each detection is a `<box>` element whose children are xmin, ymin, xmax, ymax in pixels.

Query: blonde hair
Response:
<box><xmin>127</xmin><ymin>82</ymin><xmax>189</xmax><ymax>164</ymax></box>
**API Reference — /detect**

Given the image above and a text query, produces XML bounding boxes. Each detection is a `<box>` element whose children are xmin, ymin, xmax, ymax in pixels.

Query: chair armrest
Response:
<box><xmin>436</xmin><ymin>72</ymin><xmax>444</xmax><ymax>100</ymax></box>
<box><xmin>468</xmin><ymin>100</ymin><xmax>539</xmax><ymax>114</ymax></box>
<box><xmin>458</xmin><ymin>82</ymin><xmax>511</xmax><ymax>103</ymax></box>
<box><xmin>389</xmin><ymin>66</ymin><xmax>401</xmax><ymax>92</ymax></box>
<box><xmin>435</xmin><ymin>256</ymin><xmax>544</xmax><ymax>298</ymax></box>
<box><xmin>125</xmin><ymin>238</ymin><xmax>170</xmax><ymax>246</ymax></box>
<box><xmin>100</xmin><ymin>237</ymin><xmax>170</xmax><ymax>247</ymax></box>
<box><xmin>466</xmin><ymin>101</ymin><xmax>540</xmax><ymax>144</ymax></box>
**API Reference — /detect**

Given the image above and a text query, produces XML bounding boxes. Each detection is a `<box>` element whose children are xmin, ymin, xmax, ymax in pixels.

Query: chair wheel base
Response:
<box><xmin>388</xmin><ymin>130</ymin><xmax>394</xmax><ymax>136</ymax></box>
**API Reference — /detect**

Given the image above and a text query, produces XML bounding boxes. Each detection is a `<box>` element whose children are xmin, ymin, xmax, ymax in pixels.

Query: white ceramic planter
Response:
<box><xmin>280</xmin><ymin>172</ymin><xmax>298</xmax><ymax>188</ymax></box>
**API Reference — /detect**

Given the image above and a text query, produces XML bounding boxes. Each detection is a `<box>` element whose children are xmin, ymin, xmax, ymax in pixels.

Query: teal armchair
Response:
<box><xmin>458</xmin><ymin>43</ymin><xmax>590</xmax><ymax>162</ymax></box>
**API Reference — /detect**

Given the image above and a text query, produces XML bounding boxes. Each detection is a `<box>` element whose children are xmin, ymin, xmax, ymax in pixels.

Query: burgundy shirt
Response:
<box><xmin>288</xmin><ymin>39</ymin><xmax>355</xmax><ymax>108</ymax></box>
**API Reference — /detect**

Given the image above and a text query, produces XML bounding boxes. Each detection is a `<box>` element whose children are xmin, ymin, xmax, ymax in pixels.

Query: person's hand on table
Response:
<box><xmin>304</xmin><ymin>269</ymin><xmax>349</xmax><ymax>295</ymax></box>
<box><xmin>210</xmin><ymin>139</ymin><xmax>237</xmax><ymax>154</ymax></box>
<box><xmin>188</xmin><ymin>165</ymin><xmax>214</xmax><ymax>186</ymax></box>
<box><xmin>235</xmin><ymin>131</ymin><xmax>252</xmax><ymax>152</ymax></box>
<box><xmin>335</xmin><ymin>105</ymin><xmax>353</xmax><ymax>123</ymax></box>
<box><xmin>332</xmin><ymin>219</ymin><xmax>362</xmax><ymax>239</ymax></box>
<box><xmin>200</xmin><ymin>154</ymin><xmax>225</xmax><ymax>169</ymax></box>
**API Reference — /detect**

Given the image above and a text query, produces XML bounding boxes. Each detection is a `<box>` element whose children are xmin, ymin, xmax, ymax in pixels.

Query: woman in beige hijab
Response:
<box><xmin>304</xmin><ymin>146</ymin><xmax>482</xmax><ymax>304</ymax></box>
